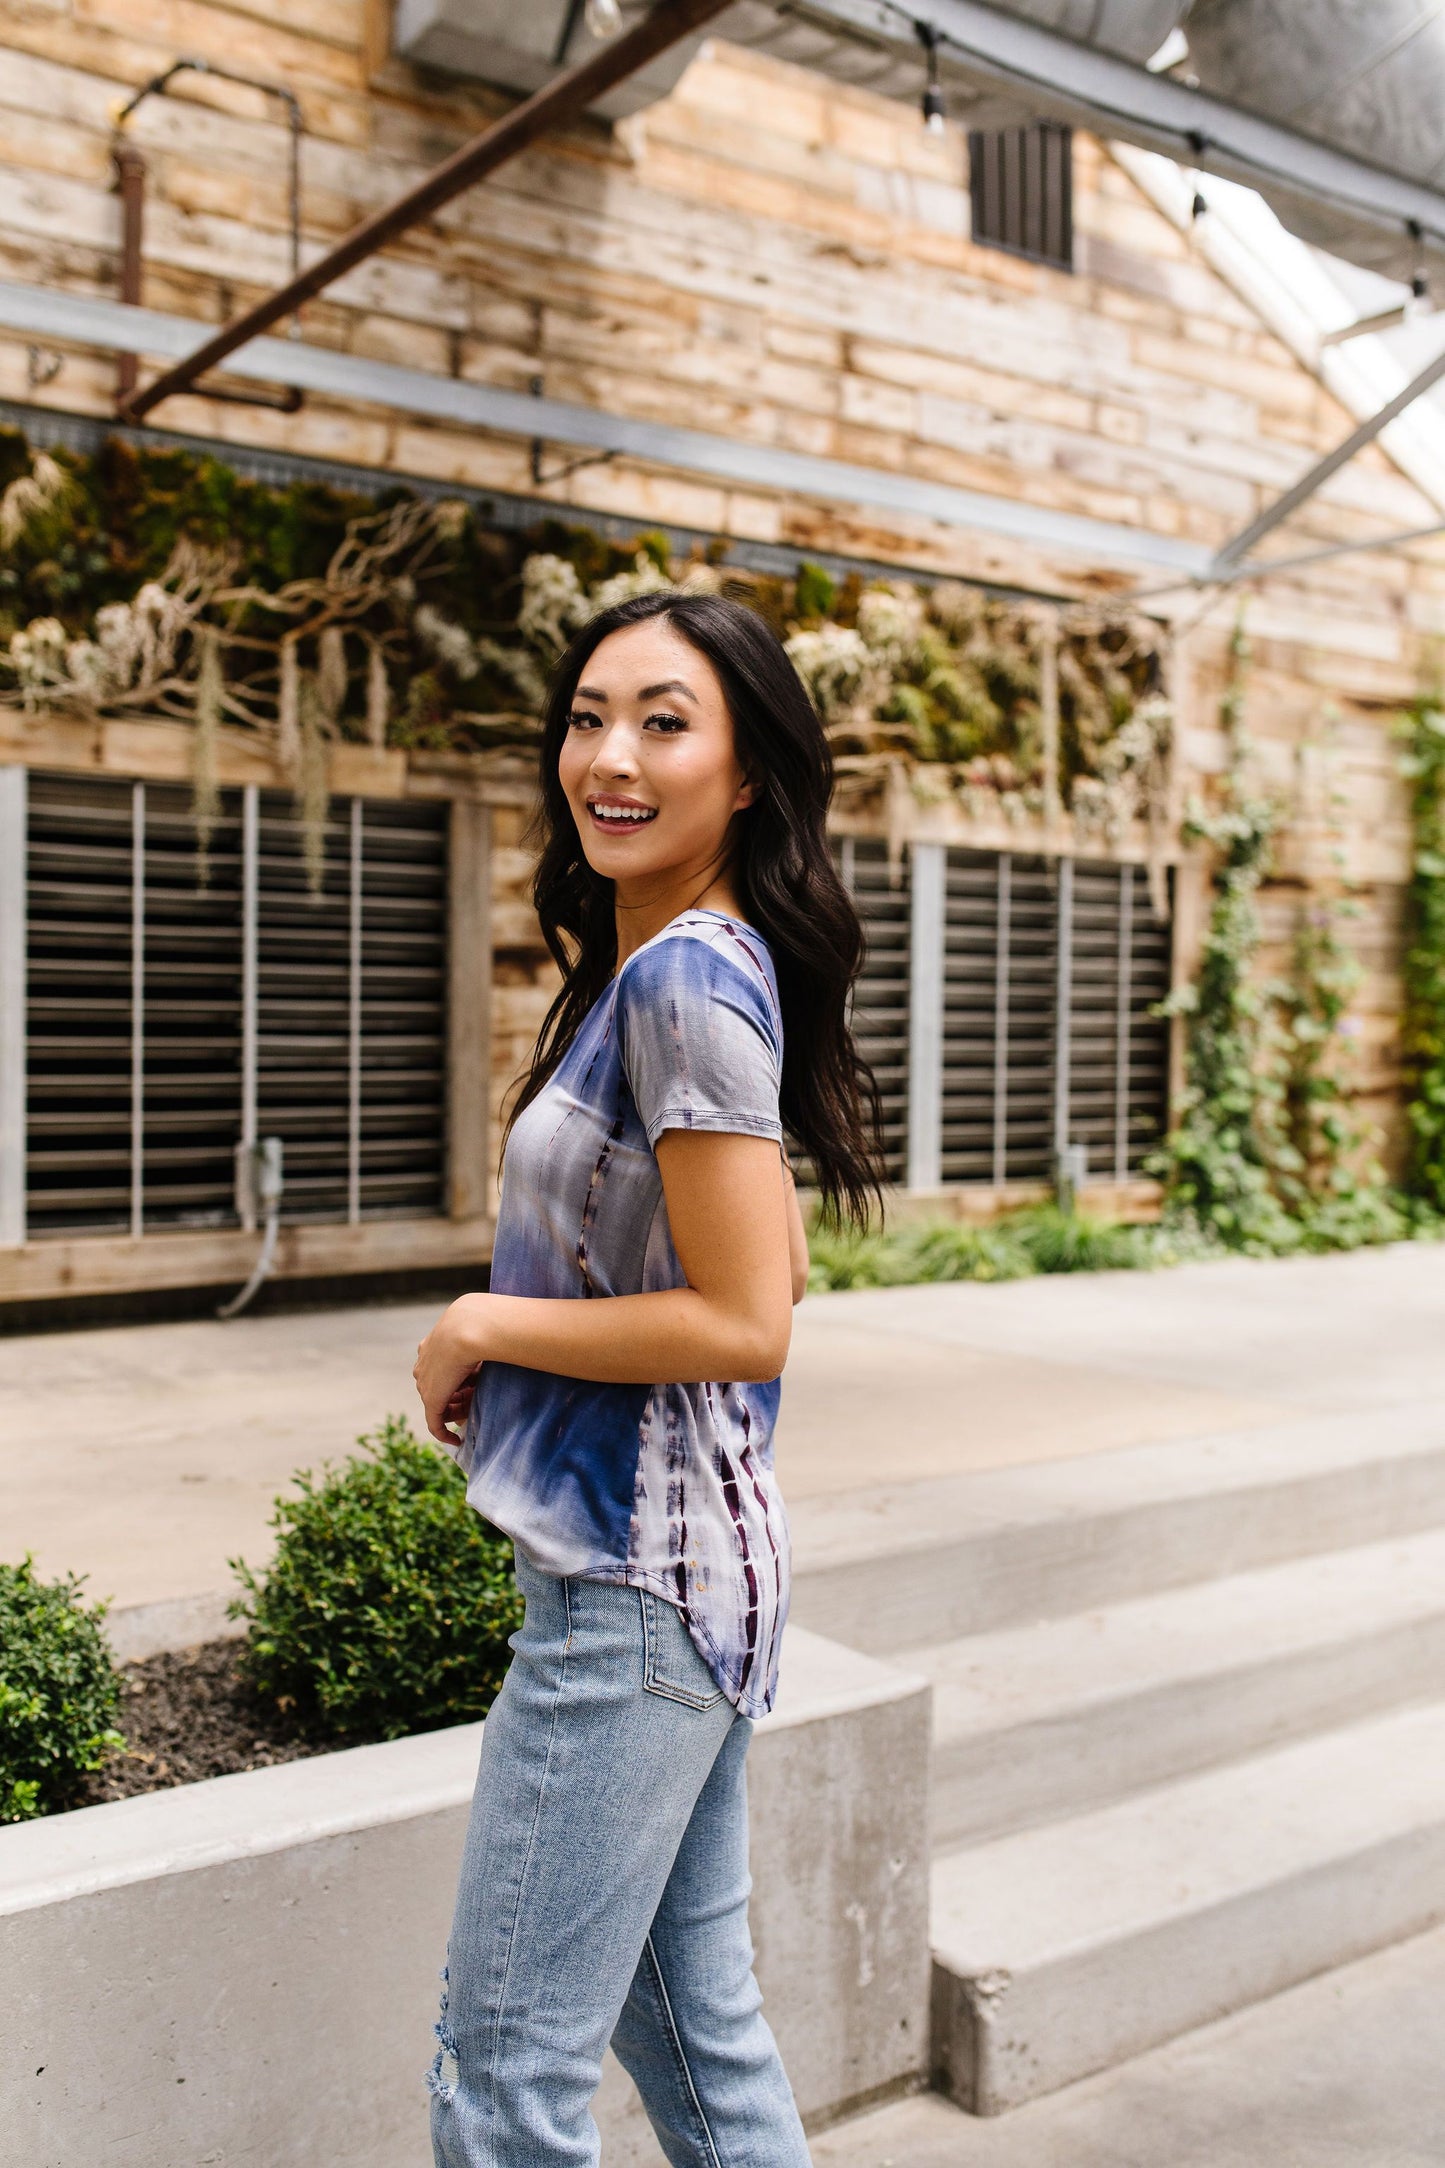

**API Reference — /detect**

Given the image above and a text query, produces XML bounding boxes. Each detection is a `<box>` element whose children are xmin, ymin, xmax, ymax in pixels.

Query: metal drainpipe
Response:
<box><xmin>113</xmin><ymin>140</ymin><xmax>146</xmax><ymax>407</ymax></box>
<box><xmin>110</xmin><ymin>59</ymin><xmax>306</xmax><ymax>416</ymax></box>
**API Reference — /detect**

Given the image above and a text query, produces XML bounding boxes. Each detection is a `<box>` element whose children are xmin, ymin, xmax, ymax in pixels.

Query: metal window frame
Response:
<box><xmin>0</xmin><ymin>767</ymin><xmax>25</xmax><ymax>1247</ymax></box>
<box><xmin>991</xmin><ymin>851</ymin><xmax>1011</xmax><ymax>1189</ymax></box>
<box><xmin>348</xmin><ymin>796</ymin><xmax>364</xmax><ymax>1226</ymax></box>
<box><xmin>1052</xmin><ymin>855</ymin><xmax>1074</xmax><ymax>1169</ymax></box>
<box><xmin>130</xmin><ymin>780</ymin><xmax>146</xmax><ymax>1241</ymax></box>
<box><xmin>239</xmin><ymin>783</ymin><xmax>260</xmax><ymax>1231</ymax></box>
<box><xmin>1114</xmin><ymin>861</ymin><xmax>1134</xmax><ymax>1184</ymax></box>
<box><xmin>907</xmin><ymin>840</ymin><xmax>946</xmax><ymax>1192</ymax></box>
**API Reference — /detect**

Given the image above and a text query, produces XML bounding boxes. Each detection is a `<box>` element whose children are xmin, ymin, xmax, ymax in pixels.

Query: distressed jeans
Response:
<box><xmin>429</xmin><ymin>1549</ymin><xmax>811</xmax><ymax>2167</ymax></box>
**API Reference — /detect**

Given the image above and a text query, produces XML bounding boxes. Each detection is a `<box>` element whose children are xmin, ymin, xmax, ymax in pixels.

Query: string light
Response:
<box><xmin>918</xmin><ymin>22</ymin><xmax>945</xmax><ymax>135</ymax></box>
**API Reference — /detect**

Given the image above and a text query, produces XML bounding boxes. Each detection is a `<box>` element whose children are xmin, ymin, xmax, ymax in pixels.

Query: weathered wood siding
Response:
<box><xmin>2</xmin><ymin>16</ymin><xmax>1443</xmax><ymax>1183</ymax></box>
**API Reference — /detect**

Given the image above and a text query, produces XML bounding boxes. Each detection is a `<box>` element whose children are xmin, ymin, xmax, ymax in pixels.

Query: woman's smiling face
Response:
<box><xmin>559</xmin><ymin>617</ymin><xmax>756</xmax><ymax>890</ymax></box>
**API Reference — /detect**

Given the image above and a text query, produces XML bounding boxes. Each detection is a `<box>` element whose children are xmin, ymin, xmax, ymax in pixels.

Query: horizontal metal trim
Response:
<box><xmin>0</xmin><ymin>280</ymin><xmax>1209</xmax><ymax>579</ymax></box>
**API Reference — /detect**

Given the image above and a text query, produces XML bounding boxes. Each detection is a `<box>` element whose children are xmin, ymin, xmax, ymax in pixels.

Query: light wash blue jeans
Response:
<box><xmin>429</xmin><ymin>1549</ymin><xmax>811</xmax><ymax>2167</ymax></box>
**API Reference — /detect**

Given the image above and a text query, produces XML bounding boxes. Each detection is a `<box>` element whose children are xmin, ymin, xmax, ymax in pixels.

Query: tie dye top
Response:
<box><xmin>455</xmin><ymin>907</ymin><xmax>791</xmax><ymax>1720</ymax></box>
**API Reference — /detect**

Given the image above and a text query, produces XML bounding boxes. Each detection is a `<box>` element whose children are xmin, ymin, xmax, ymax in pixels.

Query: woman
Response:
<box><xmin>413</xmin><ymin>586</ymin><xmax>882</xmax><ymax>2167</ymax></box>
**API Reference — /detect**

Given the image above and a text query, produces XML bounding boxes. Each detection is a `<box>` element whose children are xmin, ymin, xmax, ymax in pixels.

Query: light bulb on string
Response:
<box><xmin>919</xmin><ymin>24</ymin><xmax>945</xmax><ymax>136</ymax></box>
<box><xmin>585</xmin><ymin>0</ymin><xmax>622</xmax><ymax>36</ymax></box>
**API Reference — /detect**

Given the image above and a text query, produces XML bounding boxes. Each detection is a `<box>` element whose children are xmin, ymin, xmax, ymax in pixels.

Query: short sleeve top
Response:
<box><xmin>455</xmin><ymin>908</ymin><xmax>792</xmax><ymax>1719</ymax></box>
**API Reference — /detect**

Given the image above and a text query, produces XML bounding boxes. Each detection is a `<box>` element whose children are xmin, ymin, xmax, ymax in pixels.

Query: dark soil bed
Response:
<box><xmin>83</xmin><ymin>1640</ymin><xmax>331</xmax><ymax>1804</ymax></box>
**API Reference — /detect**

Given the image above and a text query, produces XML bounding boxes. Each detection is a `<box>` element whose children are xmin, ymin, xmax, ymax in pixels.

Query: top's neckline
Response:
<box><xmin>610</xmin><ymin>907</ymin><xmax>760</xmax><ymax>985</ymax></box>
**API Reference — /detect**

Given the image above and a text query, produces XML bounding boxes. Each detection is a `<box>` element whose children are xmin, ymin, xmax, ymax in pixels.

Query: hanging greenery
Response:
<box><xmin>1152</xmin><ymin>623</ymin><xmax>1297</xmax><ymax>1251</ymax></box>
<box><xmin>1398</xmin><ymin>696</ymin><xmax>1445</xmax><ymax>1216</ymax></box>
<box><xmin>1155</xmin><ymin>623</ymin><xmax>1405</xmax><ymax>1252</ymax></box>
<box><xmin>0</xmin><ymin>428</ymin><xmax>1173</xmax><ymax>859</ymax></box>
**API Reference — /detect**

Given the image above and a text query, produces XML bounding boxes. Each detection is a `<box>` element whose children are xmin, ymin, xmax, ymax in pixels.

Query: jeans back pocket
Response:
<box><xmin>639</xmin><ymin>1590</ymin><xmax>726</xmax><ymax>1710</ymax></box>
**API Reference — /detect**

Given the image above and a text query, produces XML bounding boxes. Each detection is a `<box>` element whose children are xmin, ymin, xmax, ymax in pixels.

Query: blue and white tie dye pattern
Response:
<box><xmin>456</xmin><ymin>908</ymin><xmax>791</xmax><ymax>1720</ymax></box>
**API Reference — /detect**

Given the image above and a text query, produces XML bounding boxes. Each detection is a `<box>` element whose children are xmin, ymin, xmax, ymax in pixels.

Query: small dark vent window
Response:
<box><xmin>967</xmin><ymin>124</ymin><xmax>1073</xmax><ymax>271</ymax></box>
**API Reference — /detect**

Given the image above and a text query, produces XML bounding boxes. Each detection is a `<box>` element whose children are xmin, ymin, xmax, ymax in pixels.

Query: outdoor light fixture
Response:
<box><xmin>918</xmin><ymin>22</ymin><xmax>945</xmax><ymax>135</ymax></box>
<box><xmin>585</xmin><ymin>0</ymin><xmax>622</xmax><ymax>34</ymax></box>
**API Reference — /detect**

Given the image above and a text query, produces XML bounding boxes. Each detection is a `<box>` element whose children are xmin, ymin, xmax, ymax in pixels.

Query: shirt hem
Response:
<box><xmin>575</xmin><ymin>1561</ymin><xmax>779</xmax><ymax>1720</ymax></box>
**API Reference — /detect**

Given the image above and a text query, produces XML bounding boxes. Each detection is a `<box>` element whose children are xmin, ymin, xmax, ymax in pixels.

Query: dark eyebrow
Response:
<box><xmin>639</xmin><ymin>679</ymin><xmax>699</xmax><ymax>702</ymax></box>
<box><xmin>572</xmin><ymin>678</ymin><xmax>700</xmax><ymax>705</ymax></box>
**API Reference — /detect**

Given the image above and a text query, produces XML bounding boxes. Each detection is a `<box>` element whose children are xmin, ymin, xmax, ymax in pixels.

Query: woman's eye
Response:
<box><xmin>566</xmin><ymin>710</ymin><xmax>601</xmax><ymax>730</ymax></box>
<box><xmin>645</xmin><ymin>711</ymin><xmax>688</xmax><ymax>734</ymax></box>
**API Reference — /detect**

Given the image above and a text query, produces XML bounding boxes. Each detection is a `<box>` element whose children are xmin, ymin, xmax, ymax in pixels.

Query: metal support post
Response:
<box><xmin>0</xmin><ymin>767</ymin><xmax>26</xmax><ymax>1247</ymax></box>
<box><xmin>347</xmin><ymin>796</ymin><xmax>363</xmax><ymax>1226</ymax></box>
<box><xmin>907</xmin><ymin>841</ymin><xmax>945</xmax><ymax>1192</ymax></box>
<box><xmin>130</xmin><ymin>781</ymin><xmax>146</xmax><ymax>1240</ymax></box>
<box><xmin>1114</xmin><ymin>863</ymin><xmax>1134</xmax><ymax>1184</ymax></box>
<box><xmin>992</xmin><ymin>852</ymin><xmax>1011</xmax><ymax>1190</ymax></box>
<box><xmin>1052</xmin><ymin>855</ymin><xmax>1073</xmax><ymax>1168</ymax></box>
<box><xmin>239</xmin><ymin>784</ymin><xmax>259</xmax><ymax>1232</ymax></box>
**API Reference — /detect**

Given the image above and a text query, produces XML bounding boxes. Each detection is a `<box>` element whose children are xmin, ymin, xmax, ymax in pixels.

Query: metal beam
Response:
<box><xmin>803</xmin><ymin>0</ymin><xmax>1445</xmax><ymax>258</ymax></box>
<box><xmin>117</xmin><ymin>0</ymin><xmax>735</xmax><ymax>422</ymax></box>
<box><xmin>0</xmin><ymin>283</ymin><xmax>1211</xmax><ymax>577</ymax></box>
<box><xmin>1209</xmin><ymin>333</ymin><xmax>1445</xmax><ymax>574</ymax></box>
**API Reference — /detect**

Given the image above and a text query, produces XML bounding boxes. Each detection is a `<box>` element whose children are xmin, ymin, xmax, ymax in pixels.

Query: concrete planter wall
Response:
<box><xmin>0</xmin><ymin>1626</ymin><xmax>930</xmax><ymax>2166</ymax></box>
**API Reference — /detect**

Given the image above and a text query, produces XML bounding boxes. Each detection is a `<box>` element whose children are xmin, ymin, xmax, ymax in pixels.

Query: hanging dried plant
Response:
<box><xmin>277</xmin><ymin>639</ymin><xmax>301</xmax><ymax>779</ymax></box>
<box><xmin>192</xmin><ymin>626</ymin><xmax>223</xmax><ymax>886</ymax></box>
<box><xmin>317</xmin><ymin>623</ymin><xmax>347</xmax><ymax>722</ymax></box>
<box><xmin>365</xmin><ymin>639</ymin><xmax>390</xmax><ymax>750</ymax></box>
<box><xmin>297</xmin><ymin>672</ymin><xmax>331</xmax><ymax>901</ymax></box>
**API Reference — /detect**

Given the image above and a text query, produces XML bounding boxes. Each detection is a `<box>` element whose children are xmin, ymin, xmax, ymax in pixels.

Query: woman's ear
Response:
<box><xmin>734</xmin><ymin>767</ymin><xmax>760</xmax><ymax>811</ymax></box>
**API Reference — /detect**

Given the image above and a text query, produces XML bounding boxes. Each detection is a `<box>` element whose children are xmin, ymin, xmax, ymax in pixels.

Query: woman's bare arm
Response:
<box><xmin>413</xmin><ymin>1129</ymin><xmax>794</xmax><ymax>1447</ymax></box>
<box><xmin>781</xmin><ymin>1149</ymin><xmax>810</xmax><ymax>1303</ymax></box>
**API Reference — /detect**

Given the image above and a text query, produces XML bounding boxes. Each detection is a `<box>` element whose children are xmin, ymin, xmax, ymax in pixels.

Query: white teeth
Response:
<box><xmin>592</xmin><ymin>803</ymin><xmax>655</xmax><ymax>822</ymax></box>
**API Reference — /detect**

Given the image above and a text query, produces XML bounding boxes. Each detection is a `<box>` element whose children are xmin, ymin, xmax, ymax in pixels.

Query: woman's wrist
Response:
<box><xmin>447</xmin><ymin>1290</ymin><xmax>493</xmax><ymax>1361</ymax></box>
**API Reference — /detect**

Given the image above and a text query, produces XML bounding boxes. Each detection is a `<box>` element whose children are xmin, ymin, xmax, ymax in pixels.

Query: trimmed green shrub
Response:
<box><xmin>229</xmin><ymin>1417</ymin><xmax>523</xmax><ymax>1744</ymax></box>
<box><xmin>0</xmin><ymin>1559</ymin><xmax>125</xmax><ymax>1823</ymax></box>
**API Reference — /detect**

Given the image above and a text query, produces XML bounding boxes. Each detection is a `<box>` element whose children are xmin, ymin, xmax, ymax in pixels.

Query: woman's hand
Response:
<box><xmin>413</xmin><ymin>1293</ymin><xmax>490</xmax><ymax>1448</ymax></box>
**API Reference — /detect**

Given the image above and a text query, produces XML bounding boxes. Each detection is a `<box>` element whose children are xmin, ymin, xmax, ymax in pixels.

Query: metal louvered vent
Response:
<box><xmin>20</xmin><ymin>772</ymin><xmax>446</xmax><ymax>1242</ymax></box>
<box><xmin>839</xmin><ymin>836</ymin><xmax>910</xmax><ymax>1187</ymax></box>
<box><xmin>939</xmin><ymin>848</ymin><xmax>1171</xmax><ymax>1188</ymax></box>
<box><xmin>968</xmin><ymin>124</ymin><xmax>1074</xmax><ymax>272</ymax></box>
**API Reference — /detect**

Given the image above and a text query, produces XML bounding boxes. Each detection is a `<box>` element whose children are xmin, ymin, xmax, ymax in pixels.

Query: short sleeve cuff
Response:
<box><xmin>645</xmin><ymin>1107</ymin><xmax>784</xmax><ymax>1149</ymax></box>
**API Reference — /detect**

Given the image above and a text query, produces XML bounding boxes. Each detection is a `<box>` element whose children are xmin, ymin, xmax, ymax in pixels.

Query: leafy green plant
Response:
<box><xmin>1150</xmin><ymin>623</ymin><xmax>1299</xmax><ymax>1254</ymax></box>
<box><xmin>0</xmin><ymin>1559</ymin><xmax>125</xmax><ymax>1823</ymax></box>
<box><xmin>804</xmin><ymin>1204</ymin><xmax>1197</xmax><ymax>1290</ymax></box>
<box><xmin>1399</xmin><ymin>697</ymin><xmax>1445</xmax><ymax>1214</ymax></box>
<box><xmin>229</xmin><ymin>1417</ymin><xmax>523</xmax><ymax>1744</ymax></box>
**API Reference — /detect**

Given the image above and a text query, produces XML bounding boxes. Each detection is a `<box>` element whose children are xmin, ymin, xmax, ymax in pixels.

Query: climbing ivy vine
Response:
<box><xmin>1156</xmin><ymin>624</ymin><xmax>1404</xmax><ymax>1253</ymax></box>
<box><xmin>1399</xmin><ymin>696</ymin><xmax>1445</xmax><ymax>1216</ymax></box>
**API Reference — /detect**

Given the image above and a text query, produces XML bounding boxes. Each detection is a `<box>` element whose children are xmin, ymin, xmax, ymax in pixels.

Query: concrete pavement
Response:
<box><xmin>4</xmin><ymin>1243</ymin><xmax>1444</xmax><ymax>1614</ymax></box>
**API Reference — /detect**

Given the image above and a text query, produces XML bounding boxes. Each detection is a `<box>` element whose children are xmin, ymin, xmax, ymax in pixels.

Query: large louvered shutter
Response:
<box><xmin>20</xmin><ymin>771</ymin><xmax>447</xmax><ymax>1241</ymax></box>
<box><xmin>938</xmin><ymin>849</ymin><xmax>1171</xmax><ymax>1188</ymax></box>
<box><xmin>838</xmin><ymin>836</ymin><xmax>910</xmax><ymax>1186</ymax></box>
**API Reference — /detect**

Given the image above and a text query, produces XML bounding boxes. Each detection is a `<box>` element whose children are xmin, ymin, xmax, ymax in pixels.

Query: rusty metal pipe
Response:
<box><xmin>113</xmin><ymin>139</ymin><xmax>147</xmax><ymax>404</ymax></box>
<box><xmin>118</xmin><ymin>0</ymin><xmax>734</xmax><ymax>422</ymax></box>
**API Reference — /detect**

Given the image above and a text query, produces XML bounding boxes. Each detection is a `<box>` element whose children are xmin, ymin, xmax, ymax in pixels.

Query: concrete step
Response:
<box><xmin>929</xmin><ymin>1699</ymin><xmax>1445</xmax><ymax>2115</ymax></box>
<box><xmin>916</xmin><ymin>1527</ymin><xmax>1445</xmax><ymax>1847</ymax></box>
<box><xmin>788</xmin><ymin>1402</ymin><xmax>1445</xmax><ymax>1654</ymax></box>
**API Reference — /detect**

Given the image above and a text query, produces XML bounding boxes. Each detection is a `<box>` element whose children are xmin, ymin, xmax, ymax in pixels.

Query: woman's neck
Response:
<box><xmin>612</xmin><ymin>871</ymin><xmax>747</xmax><ymax>969</ymax></box>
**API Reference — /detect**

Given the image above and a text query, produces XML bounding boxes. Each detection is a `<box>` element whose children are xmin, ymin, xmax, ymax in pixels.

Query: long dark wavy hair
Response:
<box><xmin>502</xmin><ymin>589</ymin><xmax>885</xmax><ymax>1231</ymax></box>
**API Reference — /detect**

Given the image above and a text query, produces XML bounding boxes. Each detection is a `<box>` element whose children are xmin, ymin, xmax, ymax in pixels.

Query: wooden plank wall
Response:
<box><xmin>2</xmin><ymin>14</ymin><xmax>1444</xmax><ymax>1173</ymax></box>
